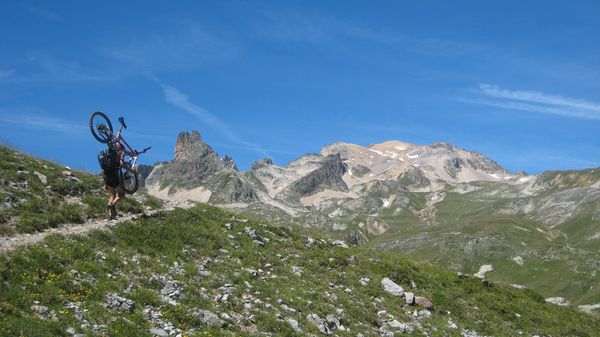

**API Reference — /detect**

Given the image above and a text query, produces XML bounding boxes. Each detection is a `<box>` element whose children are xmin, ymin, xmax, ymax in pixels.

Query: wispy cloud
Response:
<box><xmin>0</xmin><ymin>53</ymin><xmax>122</xmax><ymax>83</ymax></box>
<box><xmin>105</xmin><ymin>29</ymin><xmax>268</xmax><ymax>159</ymax></box>
<box><xmin>161</xmin><ymin>84</ymin><xmax>269</xmax><ymax>158</ymax></box>
<box><xmin>105</xmin><ymin>22</ymin><xmax>239</xmax><ymax>72</ymax></box>
<box><xmin>459</xmin><ymin>84</ymin><xmax>600</xmax><ymax>120</ymax></box>
<box><xmin>253</xmin><ymin>9</ymin><xmax>484</xmax><ymax>56</ymax></box>
<box><xmin>0</xmin><ymin>69</ymin><xmax>14</xmax><ymax>78</ymax></box>
<box><xmin>0</xmin><ymin>113</ymin><xmax>85</xmax><ymax>134</ymax></box>
<box><xmin>20</xmin><ymin>2</ymin><xmax>60</xmax><ymax>21</ymax></box>
<box><xmin>0</xmin><ymin>110</ymin><xmax>171</xmax><ymax>143</ymax></box>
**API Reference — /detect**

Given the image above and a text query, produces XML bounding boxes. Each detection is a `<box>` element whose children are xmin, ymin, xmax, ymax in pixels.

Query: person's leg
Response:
<box><xmin>112</xmin><ymin>185</ymin><xmax>124</xmax><ymax>205</ymax></box>
<box><xmin>106</xmin><ymin>186</ymin><xmax>116</xmax><ymax>217</ymax></box>
<box><xmin>110</xmin><ymin>185</ymin><xmax>125</xmax><ymax>218</ymax></box>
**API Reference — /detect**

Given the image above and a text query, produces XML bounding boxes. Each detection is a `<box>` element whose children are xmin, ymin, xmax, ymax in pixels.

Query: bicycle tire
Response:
<box><xmin>89</xmin><ymin>111</ymin><xmax>113</xmax><ymax>143</ymax></box>
<box><xmin>119</xmin><ymin>169</ymin><xmax>139</xmax><ymax>194</ymax></box>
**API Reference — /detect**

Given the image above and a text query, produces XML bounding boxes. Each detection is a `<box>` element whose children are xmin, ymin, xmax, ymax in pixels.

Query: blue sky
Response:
<box><xmin>1</xmin><ymin>1</ymin><xmax>599</xmax><ymax>173</ymax></box>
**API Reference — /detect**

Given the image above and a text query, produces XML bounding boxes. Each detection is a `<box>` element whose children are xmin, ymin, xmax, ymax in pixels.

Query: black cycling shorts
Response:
<box><xmin>103</xmin><ymin>170</ymin><xmax>120</xmax><ymax>188</ymax></box>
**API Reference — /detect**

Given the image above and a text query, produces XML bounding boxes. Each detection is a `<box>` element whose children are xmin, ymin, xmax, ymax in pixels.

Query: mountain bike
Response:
<box><xmin>89</xmin><ymin>111</ymin><xmax>151</xmax><ymax>194</ymax></box>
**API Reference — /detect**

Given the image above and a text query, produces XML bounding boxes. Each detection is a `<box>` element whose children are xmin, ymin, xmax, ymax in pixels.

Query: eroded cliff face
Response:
<box><xmin>145</xmin><ymin>131</ymin><xmax>257</xmax><ymax>204</ymax></box>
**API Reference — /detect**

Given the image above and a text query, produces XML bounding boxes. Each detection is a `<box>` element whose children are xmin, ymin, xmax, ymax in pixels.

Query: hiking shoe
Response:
<box><xmin>109</xmin><ymin>203</ymin><xmax>118</xmax><ymax>220</ymax></box>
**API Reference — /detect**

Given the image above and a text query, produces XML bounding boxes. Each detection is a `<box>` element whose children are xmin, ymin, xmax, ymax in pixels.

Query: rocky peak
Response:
<box><xmin>429</xmin><ymin>142</ymin><xmax>455</xmax><ymax>150</ymax></box>
<box><xmin>175</xmin><ymin>131</ymin><xmax>215</xmax><ymax>161</ymax></box>
<box><xmin>286</xmin><ymin>154</ymin><xmax>348</xmax><ymax>198</ymax></box>
<box><xmin>251</xmin><ymin>158</ymin><xmax>274</xmax><ymax>171</ymax></box>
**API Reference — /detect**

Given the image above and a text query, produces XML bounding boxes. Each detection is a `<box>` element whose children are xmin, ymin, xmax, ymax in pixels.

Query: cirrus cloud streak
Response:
<box><xmin>459</xmin><ymin>84</ymin><xmax>600</xmax><ymax>120</ymax></box>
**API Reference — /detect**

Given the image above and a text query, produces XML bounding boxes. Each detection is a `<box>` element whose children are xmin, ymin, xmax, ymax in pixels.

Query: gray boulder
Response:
<box><xmin>381</xmin><ymin>277</ymin><xmax>404</xmax><ymax>297</ymax></box>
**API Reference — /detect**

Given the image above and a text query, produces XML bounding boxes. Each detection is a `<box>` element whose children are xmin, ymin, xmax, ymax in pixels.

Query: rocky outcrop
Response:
<box><xmin>136</xmin><ymin>164</ymin><xmax>155</xmax><ymax>187</ymax></box>
<box><xmin>174</xmin><ymin>131</ymin><xmax>214</xmax><ymax>161</ymax></box>
<box><xmin>145</xmin><ymin>131</ymin><xmax>258</xmax><ymax>203</ymax></box>
<box><xmin>351</xmin><ymin>165</ymin><xmax>370</xmax><ymax>177</ymax></box>
<box><xmin>444</xmin><ymin>157</ymin><xmax>465</xmax><ymax>178</ymax></box>
<box><xmin>398</xmin><ymin>166</ymin><xmax>430</xmax><ymax>188</ymax></box>
<box><xmin>251</xmin><ymin>158</ymin><xmax>273</xmax><ymax>171</ymax></box>
<box><xmin>284</xmin><ymin>154</ymin><xmax>348</xmax><ymax>199</ymax></box>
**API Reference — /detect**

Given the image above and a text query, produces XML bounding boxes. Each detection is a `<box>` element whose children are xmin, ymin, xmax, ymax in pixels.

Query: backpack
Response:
<box><xmin>98</xmin><ymin>147</ymin><xmax>118</xmax><ymax>172</ymax></box>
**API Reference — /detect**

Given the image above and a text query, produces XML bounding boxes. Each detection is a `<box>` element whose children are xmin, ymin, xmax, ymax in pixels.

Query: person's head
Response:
<box><xmin>115</xmin><ymin>142</ymin><xmax>122</xmax><ymax>151</ymax></box>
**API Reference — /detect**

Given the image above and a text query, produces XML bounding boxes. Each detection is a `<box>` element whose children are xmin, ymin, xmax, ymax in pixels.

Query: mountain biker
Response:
<box><xmin>102</xmin><ymin>131</ymin><xmax>135</xmax><ymax>219</ymax></box>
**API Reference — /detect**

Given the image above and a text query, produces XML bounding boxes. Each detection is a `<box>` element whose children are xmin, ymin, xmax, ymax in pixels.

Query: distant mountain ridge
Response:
<box><xmin>141</xmin><ymin>131</ymin><xmax>600</xmax><ymax>305</ymax></box>
<box><xmin>143</xmin><ymin>130</ymin><xmax>523</xmax><ymax>209</ymax></box>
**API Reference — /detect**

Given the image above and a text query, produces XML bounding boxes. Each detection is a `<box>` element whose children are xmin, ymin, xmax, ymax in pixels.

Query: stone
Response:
<box><xmin>473</xmin><ymin>264</ymin><xmax>493</xmax><ymax>279</ymax></box>
<box><xmin>415</xmin><ymin>296</ymin><xmax>434</xmax><ymax>310</ymax></box>
<box><xmin>33</xmin><ymin>171</ymin><xmax>47</xmax><ymax>185</ymax></box>
<box><xmin>388</xmin><ymin>319</ymin><xmax>409</xmax><ymax>331</ymax></box>
<box><xmin>359</xmin><ymin>277</ymin><xmax>370</xmax><ymax>286</ymax></box>
<box><xmin>579</xmin><ymin>304</ymin><xmax>600</xmax><ymax>313</ymax></box>
<box><xmin>381</xmin><ymin>277</ymin><xmax>404</xmax><ymax>297</ymax></box>
<box><xmin>307</xmin><ymin>314</ymin><xmax>331</xmax><ymax>335</ymax></box>
<box><xmin>194</xmin><ymin>310</ymin><xmax>225</xmax><ymax>326</ymax></box>
<box><xmin>149</xmin><ymin>328</ymin><xmax>168</xmax><ymax>337</ymax></box>
<box><xmin>332</xmin><ymin>240</ymin><xmax>348</xmax><ymax>248</ymax></box>
<box><xmin>286</xmin><ymin>317</ymin><xmax>301</xmax><ymax>332</ymax></box>
<box><xmin>416</xmin><ymin>309</ymin><xmax>432</xmax><ymax>320</ymax></box>
<box><xmin>545</xmin><ymin>297</ymin><xmax>570</xmax><ymax>306</ymax></box>
<box><xmin>326</xmin><ymin>314</ymin><xmax>341</xmax><ymax>329</ymax></box>
<box><xmin>104</xmin><ymin>293</ymin><xmax>135</xmax><ymax>312</ymax></box>
<box><xmin>245</xmin><ymin>227</ymin><xmax>267</xmax><ymax>246</ymax></box>
<box><xmin>405</xmin><ymin>292</ymin><xmax>415</xmax><ymax>305</ymax></box>
<box><xmin>31</xmin><ymin>305</ymin><xmax>49</xmax><ymax>314</ymax></box>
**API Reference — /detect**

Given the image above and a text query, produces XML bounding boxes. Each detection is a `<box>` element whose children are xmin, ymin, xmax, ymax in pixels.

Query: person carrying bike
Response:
<box><xmin>101</xmin><ymin>132</ymin><xmax>128</xmax><ymax>219</ymax></box>
<box><xmin>91</xmin><ymin>112</ymin><xmax>149</xmax><ymax>219</ymax></box>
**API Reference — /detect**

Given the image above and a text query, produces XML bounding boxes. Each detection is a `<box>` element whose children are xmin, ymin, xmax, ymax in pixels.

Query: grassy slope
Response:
<box><xmin>369</xmin><ymin>183</ymin><xmax>600</xmax><ymax>306</ymax></box>
<box><xmin>1</xmin><ymin>204</ymin><xmax>599</xmax><ymax>337</ymax></box>
<box><xmin>0</xmin><ymin>146</ymin><xmax>163</xmax><ymax>235</ymax></box>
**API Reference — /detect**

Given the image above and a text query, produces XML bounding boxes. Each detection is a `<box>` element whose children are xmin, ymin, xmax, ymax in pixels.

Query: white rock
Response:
<box><xmin>545</xmin><ymin>297</ymin><xmax>570</xmax><ymax>306</ymax></box>
<box><xmin>33</xmin><ymin>171</ymin><xmax>47</xmax><ymax>185</ymax></box>
<box><xmin>473</xmin><ymin>265</ymin><xmax>494</xmax><ymax>278</ymax></box>
<box><xmin>286</xmin><ymin>318</ymin><xmax>301</xmax><ymax>332</ymax></box>
<box><xmin>332</xmin><ymin>240</ymin><xmax>348</xmax><ymax>248</ymax></box>
<box><xmin>579</xmin><ymin>303</ymin><xmax>600</xmax><ymax>313</ymax></box>
<box><xmin>512</xmin><ymin>256</ymin><xmax>524</xmax><ymax>265</ymax></box>
<box><xmin>404</xmin><ymin>292</ymin><xmax>415</xmax><ymax>305</ymax></box>
<box><xmin>381</xmin><ymin>278</ymin><xmax>404</xmax><ymax>297</ymax></box>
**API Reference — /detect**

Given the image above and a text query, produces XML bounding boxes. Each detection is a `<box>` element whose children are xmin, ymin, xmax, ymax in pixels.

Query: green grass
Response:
<box><xmin>0</xmin><ymin>203</ymin><xmax>598</xmax><ymax>336</ymax></box>
<box><xmin>0</xmin><ymin>145</ymin><xmax>155</xmax><ymax>235</ymax></box>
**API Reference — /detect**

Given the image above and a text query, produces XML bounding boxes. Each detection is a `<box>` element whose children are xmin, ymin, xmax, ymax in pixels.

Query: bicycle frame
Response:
<box><xmin>97</xmin><ymin>119</ymin><xmax>148</xmax><ymax>171</ymax></box>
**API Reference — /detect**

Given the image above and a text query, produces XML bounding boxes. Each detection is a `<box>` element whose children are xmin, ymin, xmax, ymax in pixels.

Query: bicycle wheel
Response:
<box><xmin>119</xmin><ymin>169</ymin><xmax>139</xmax><ymax>194</ymax></box>
<box><xmin>89</xmin><ymin>111</ymin><xmax>113</xmax><ymax>143</ymax></box>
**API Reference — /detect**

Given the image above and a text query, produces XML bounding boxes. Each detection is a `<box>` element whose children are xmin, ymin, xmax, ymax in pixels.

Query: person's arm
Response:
<box><xmin>119</xmin><ymin>150</ymin><xmax>126</xmax><ymax>167</ymax></box>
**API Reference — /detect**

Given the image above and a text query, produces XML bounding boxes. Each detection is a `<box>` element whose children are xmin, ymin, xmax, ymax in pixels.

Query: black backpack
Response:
<box><xmin>98</xmin><ymin>145</ymin><xmax>118</xmax><ymax>172</ymax></box>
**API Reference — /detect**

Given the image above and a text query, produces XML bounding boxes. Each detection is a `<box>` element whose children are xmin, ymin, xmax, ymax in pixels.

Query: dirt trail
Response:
<box><xmin>0</xmin><ymin>200</ymin><xmax>195</xmax><ymax>253</ymax></box>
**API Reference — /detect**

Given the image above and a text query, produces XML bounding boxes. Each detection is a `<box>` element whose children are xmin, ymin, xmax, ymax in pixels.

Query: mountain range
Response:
<box><xmin>142</xmin><ymin>131</ymin><xmax>600</xmax><ymax>306</ymax></box>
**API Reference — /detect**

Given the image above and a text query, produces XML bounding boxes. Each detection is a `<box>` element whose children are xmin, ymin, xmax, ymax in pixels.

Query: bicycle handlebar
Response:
<box><xmin>134</xmin><ymin>147</ymin><xmax>151</xmax><ymax>155</ymax></box>
<box><xmin>118</xmin><ymin>117</ymin><xmax>127</xmax><ymax>129</ymax></box>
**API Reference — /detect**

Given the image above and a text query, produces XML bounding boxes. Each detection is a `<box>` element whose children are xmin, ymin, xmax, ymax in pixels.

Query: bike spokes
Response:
<box><xmin>120</xmin><ymin>170</ymin><xmax>139</xmax><ymax>194</ymax></box>
<box><xmin>89</xmin><ymin>111</ymin><xmax>114</xmax><ymax>144</ymax></box>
